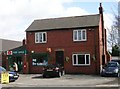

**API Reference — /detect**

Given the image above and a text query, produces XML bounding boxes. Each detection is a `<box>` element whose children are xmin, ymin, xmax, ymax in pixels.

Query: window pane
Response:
<box><xmin>39</xmin><ymin>33</ymin><xmax>42</xmax><ymax>42</ymax></box>
<box><xmin>73</xmin><ymin>55</ymin><xmax>76</xmax><ymax>64</ymax></box>
<box><xmin>86</xmin><ymin>55</ymin><xmax>90</xmax><ymax>64</ymax></box>
<box><xmin>78</xmin><ymin>55</ymin><xmax>85</xmax><ymax>64</ymax></box>
<box><xmin>35</xmin><ymin>33</ymin><xmax>39</xmax><ymax>42</ymax></box>
<box><xmin>78</xmin><ymin>30</ymin><xmax>81</xmax><ymax>40</ymax></box>
<box><xmin>82</xmin><ymin>30</ymin><xmax>86</xmax><ymax>40</ymax></box>
<box><xmin>43</xmin><ymin>33</ymin><xmax>46</xmax><ymax>42</ymax></box>
<box><xmin>74</xmin><ymin>31</ymin><xmax>77</xmax><ymax>40</ymax></box>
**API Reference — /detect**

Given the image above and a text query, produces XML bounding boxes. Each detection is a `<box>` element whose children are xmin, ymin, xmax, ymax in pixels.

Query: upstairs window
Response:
<box><xmin>35</xmin><ymin>32</ymin><xmax>47</xmax><ymax>43</ymax></box>
<box><xmin>73</xmin><ymin>29</ymin><xmax>87</xmax><ymax>41</ymax></box>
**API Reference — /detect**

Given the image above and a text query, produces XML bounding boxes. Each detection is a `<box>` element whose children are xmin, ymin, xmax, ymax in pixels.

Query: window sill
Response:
<box><xmin>73</xmin><ymin>64</ymin><xmax>90</xmax><ymax>66</ymax></box>
<box><xmin>35</xmin><ymin>42</ymin><xmax>47</xmax><ymax>44</ymax></box>
<box><xmin>73</xmin><ymin>40</ymin><xmax>87</xmax><ymax>42</ymax></box>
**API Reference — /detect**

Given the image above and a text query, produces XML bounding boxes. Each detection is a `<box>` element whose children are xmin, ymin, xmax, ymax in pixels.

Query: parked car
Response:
<box><xmin>101</xmin><ymin>62</ymin><xmax>120</xmax><ymax>77</ymax></box>
<box><xmin>42</xmin><ymin>64</ymin><xmax>65</xmax><ymax>78</ymax></box>
<box><xmin>0</xmin><ymin>66</ymin><xmax>19</xmax><ymax>82</ymax></box>
<box><xmin>111</xmin><ymin>59</ymin><xmax>120</xmax><ymax>65</ymax></box>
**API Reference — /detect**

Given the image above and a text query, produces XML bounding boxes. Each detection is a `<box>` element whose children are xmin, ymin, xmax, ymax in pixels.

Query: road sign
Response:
<box><xmin>1</xmin><ymin>72</ymin><xmax>9</xmax><ymax>84</ymax></box>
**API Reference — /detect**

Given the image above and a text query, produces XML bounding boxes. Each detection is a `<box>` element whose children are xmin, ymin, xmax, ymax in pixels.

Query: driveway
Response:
<box><xmin>1</xmin><ymin>74</ymin><xmax>119</xmax><ymax>87</ymax></box>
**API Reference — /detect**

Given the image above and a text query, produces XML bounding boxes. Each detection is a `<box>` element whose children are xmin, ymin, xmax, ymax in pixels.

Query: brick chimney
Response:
<box><xmin>23</xmin><ymin>39</ymin><xmax>26</xmax><ymax>46</ymax></box>
<box><xmin>99</xmin><ymin>3</ymin><xmax>106</xmax><ymax>66</ymax></box>
<box><xmin>99</xmin><ymin>3</ymin><xmax>103</xmax><ymax>14</ymax></box>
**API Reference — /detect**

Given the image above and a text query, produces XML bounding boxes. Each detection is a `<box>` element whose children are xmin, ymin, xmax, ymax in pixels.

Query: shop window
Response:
<box><xmin>32</xmin><ymin>53</ymin><xmax>48</xmax><ymax>66</ymax></box>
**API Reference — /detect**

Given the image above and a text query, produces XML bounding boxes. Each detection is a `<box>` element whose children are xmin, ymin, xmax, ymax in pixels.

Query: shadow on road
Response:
<box><xmin>32</xmin><ymin>75</ymin><xmax>43</xmax><ymax>79</ymax></box>
<box><xmin>31</xmin><ymin>75</ymin><xmax>59</xmax><ymax>79</ymax></box>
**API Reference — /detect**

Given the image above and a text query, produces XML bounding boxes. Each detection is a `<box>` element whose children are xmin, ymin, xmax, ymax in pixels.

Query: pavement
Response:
<box><xmin>1</xmin><ymin>74</ymin><xmax>119</xmax><ymax>88</ymax></box>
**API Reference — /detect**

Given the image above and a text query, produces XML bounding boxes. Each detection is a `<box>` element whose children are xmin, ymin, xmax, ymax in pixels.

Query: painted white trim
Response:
<box><xmin>73</xmin><ymin>29</ymin><xmax>87</xmax><ymax>42</ymax></box>
<box><xmin>35</xmin><ymin>32</ymin><xmax>47</xmax><ymax>43</ymax></box>
<box><xmin>72</xmin><ymin>53</ymin><xmax>90</xmax><ymax>66</ymax></box>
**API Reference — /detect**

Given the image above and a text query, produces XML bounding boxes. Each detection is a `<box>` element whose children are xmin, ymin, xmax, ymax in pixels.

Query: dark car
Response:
<box><xmin>101</xmin><ymin>62</ymin><xmax>120</xmax><ymax>77</ymax></box>
<box><xmin>111</xmin><ymin>59</ymin><xmax>120</xmax><ymax>65</ymax></box>
<box><xmin>0</xmin><ymin>66</ymin><xmax>19</xmax><ymax>82</ymax></box>
<box><xmin>42</xmin><ymin>64</ymin><xmax>65</xmax><ymax>78</ymax></box>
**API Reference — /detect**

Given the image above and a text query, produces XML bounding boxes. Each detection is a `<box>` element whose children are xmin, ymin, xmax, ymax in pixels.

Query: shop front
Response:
<box><xmin>6</xmin><ymin>46</ymin><xmax>27</xmax><ymax>73</ymax></box>
<box><xmin>28</xmin><ymin>52</ymin><xmax>49</xmax><ymax>73</ymax></box>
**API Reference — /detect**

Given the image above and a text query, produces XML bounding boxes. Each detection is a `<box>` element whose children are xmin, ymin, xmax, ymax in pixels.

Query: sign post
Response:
<box><xmin>1</xmin><ymin>72</ymin><xmax>9</xmax><ymax>84</ymax></box>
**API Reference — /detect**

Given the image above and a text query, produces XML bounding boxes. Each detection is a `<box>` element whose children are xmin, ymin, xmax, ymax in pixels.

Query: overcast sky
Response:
<box><xmin>0</xmin><ymin>0</ymin><xmax>119</xmax><ymax>41</ymax></box>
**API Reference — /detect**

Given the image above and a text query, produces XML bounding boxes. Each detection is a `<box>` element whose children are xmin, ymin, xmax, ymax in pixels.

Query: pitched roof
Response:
<box><xmin>0</xmin><ymin>39</ymin><xmax>22</xmax><ymax>51</ymax></box>
<box><xmin>26</xmin><ymin>14</ymin><xmax>100</xmax><ymax>32</ymax></box>
<box><xmin>9</xmin><ymin>45</ymin><xmax>26</xmax><ymax>52</ymax></box>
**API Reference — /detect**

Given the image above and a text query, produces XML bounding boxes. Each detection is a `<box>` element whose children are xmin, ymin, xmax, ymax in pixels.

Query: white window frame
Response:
<box><xmin>73</xmin><ymin>29</ymin><xmax>87</xmax><ymax>41</ymax></box>
<box><xmin>72</xmin><ymin>53</ymin><xmax>90</xmax><ymax>66</ymax></box>
<box><xmin>35</xmin><ymin>32</ymin><xmax>47</xmax><ymax>43</ymax></box>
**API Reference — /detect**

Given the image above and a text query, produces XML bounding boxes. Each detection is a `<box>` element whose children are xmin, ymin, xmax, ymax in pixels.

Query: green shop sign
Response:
<box><xmin>12</xmin><ymin>50</ymin><xmax>27</xmax><ymax>55</ymax></box>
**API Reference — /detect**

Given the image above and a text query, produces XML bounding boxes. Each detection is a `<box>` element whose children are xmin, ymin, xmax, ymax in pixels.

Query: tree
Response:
<box><xmin>107</xmin><ymin>26</ymin><xmax>118</xmax><ymax>48</ymax></box>
<box><xmin>114</xmin><ymin>1</ymin><xmax>120</xmax><ymax>47</ymax></box>
<box><xmin>113</xmin><ymin>14</ymin><xmax>120</xmax><ymax>47</ymax></box>
<box><xmin>107</xmin><ymin>2</ymin><xmax>120</xmax><ymax>51</ymax></box>
<box><xmin>112</xmin><ymin>45</ymin><xmax>120</xmax><ymax>56</ymax></box>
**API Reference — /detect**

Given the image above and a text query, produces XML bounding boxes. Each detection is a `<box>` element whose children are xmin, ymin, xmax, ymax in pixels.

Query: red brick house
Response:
<box><xmin>25</xmin><ymin>4</ymin><xmax>110</xmax><ymax>74</ymax></box>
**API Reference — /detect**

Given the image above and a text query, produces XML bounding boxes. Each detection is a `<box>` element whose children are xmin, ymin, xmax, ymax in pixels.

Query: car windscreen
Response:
<box><xmin>45</xmin><ymin>64</ymin><xmax>56</xmax><ymax>68</ymax></box>
<box><xmin>107</xmin><ymin>63</ymin><xmax>118</xmax><ymax>67</ymax></box>
<box><xmin>111</xmin><ymin>60</ymin><xmax>120</xmax><ymax>64</ymax></box>
<box><xmin>0</xmin><ymin>66</ymin><xmax>6</xmax><ymax>72</ymax></box>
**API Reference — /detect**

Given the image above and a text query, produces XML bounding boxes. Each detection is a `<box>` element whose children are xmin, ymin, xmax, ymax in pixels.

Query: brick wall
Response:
<box><xmin>26</xmin><ymin>27</ymin><xmax>103</xmax><ymax>74</ymax></box>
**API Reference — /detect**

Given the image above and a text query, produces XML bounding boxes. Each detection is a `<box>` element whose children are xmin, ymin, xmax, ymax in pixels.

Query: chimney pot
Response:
<box><xmin>23</xmin><ymin>39</ymin><xmax>26</xmax><ymax>45</ymax></box>
<box><xmin>99</xmin><ymin>3</ymin><xmax>103</xmax><ymax>14</ymax></box>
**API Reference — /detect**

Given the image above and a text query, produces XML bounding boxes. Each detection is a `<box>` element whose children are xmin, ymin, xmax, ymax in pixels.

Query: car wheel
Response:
<box><xmin>9</xmin><ymin>79</ymin><xmax>15</xmax><ymax>82</ymax></box>
<box><xmin>100</xmin><ymin>73</ymin><xmax>104</xmax><ymax>77</ymax></box>
<box><xmin>43</xmin><ymin>74</ymin><xmax>46</xmax><ymax>78</ymax></box>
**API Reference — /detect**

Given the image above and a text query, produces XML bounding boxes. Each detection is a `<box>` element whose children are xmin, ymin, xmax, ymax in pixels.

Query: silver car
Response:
<box><xmin>101</xmin><ymin>62</ymin><xmax>120</xmax><ymax>77</ymax></box>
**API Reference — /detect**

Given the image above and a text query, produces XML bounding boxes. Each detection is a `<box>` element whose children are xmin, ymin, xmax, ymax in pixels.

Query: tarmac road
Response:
<box><xmin>1</xmin><ymin>74</ymin><xmax>119</xmax><ymax>88</ymax></box>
